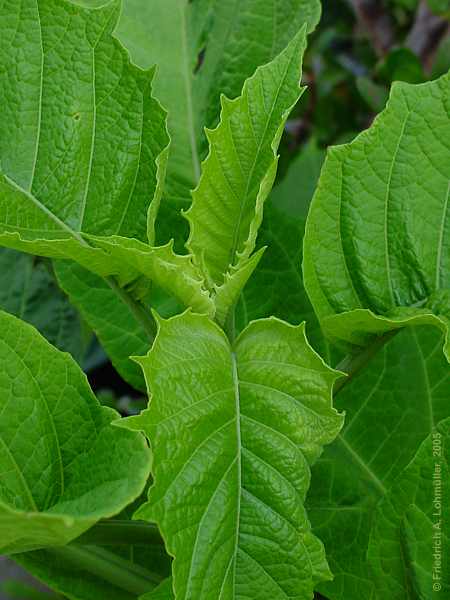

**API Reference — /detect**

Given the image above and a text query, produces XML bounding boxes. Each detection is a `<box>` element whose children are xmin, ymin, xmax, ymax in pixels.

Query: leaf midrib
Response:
<box><xmin>28</xmin><ymin>0</ymin><xmax>43</xmax><ymax>193</ymax></box>
<box><xmin>230</xmin><ymin>352</ymin><xmax>242</xmax><ymax>594</ymax></box>
<box><xmin>3</xmin><ymin>174</ymin><xmax>85</xmax><ymax>244</ymax></box>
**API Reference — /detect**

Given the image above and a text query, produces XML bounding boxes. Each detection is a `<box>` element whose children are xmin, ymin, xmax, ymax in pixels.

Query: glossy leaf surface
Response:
<box><xmin>0</xmin><ymin>311</ymin><xmax>150</xmax><ymax>555</ymax></box>
<box><xmin>303</xmin><ymin>74</ymin><xmax>450</xmax><ymax>359</ymax></box>
<box><xmin>0</xmin><ymin>0</ymin><xmax>168</xmax><ymax>275</ymax></box>
<box><xmin>125</xmin><ymin>312</ymin><xmax>343</xmax><ymax>599</ymax></box>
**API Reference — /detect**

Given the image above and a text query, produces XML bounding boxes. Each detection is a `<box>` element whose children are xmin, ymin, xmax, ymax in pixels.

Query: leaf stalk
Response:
<box><xmin>333</xmin><ymin>328</ymin><xmax>400</xmax><ymax>395</ymax></box>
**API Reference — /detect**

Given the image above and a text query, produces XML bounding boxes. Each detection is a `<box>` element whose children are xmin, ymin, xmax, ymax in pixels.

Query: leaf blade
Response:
<box><xmin>128</xmin><ymin>312</ymin><xmax>343</xmax><ymax>599</ymax></box>
<box><xmin>303</xmin><ymin>73</ymin><xmax>450</xmax><ymax>358</ymax></box>
<box><xmin>0</xmin><ymin>0</ymin><xmax>169</xmax><ymax>268</ymax></box>
<box><xmin>0</xmin><ymin>311</ymin><xmax>151</xmax><ymax>555</ymax></box>
<box><xmin>186</xmin><ymin>30</ymin><xmax>307</xmax><ymax>288</ymax></box>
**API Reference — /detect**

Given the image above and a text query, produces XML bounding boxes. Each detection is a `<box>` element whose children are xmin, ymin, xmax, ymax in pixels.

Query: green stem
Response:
<box><xmin>333</xmin><ymin>329</ymin><xmax>400</xmax><ymax>396</ymax></box>
<box><xmin>105</xmin><ymin>276</ymin><xmax>157</xmax><ymax>343</ymax></box>
<box><xmin>47</xmin><ymin>545</ymin><xmax>162</xmax><ymax>596</ymax></box>
<box><xmin>225</xmin><ymin>306</ymin><xmax>237</xmax><ymax>344</ymax></box>
<box><xmin>73</xmin><ymin>520</ymin><xmax>164</xmax><ymax>546</ymax></box>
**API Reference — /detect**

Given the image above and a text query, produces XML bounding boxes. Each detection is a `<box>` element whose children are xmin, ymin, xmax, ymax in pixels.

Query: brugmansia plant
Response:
<box><xmin>0</xmin><ymin>0</ymin><xmax>448</xmax><ymax>599</ymax></box>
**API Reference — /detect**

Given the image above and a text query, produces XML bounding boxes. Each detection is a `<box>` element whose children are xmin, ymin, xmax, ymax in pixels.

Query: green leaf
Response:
<box><xmin>427</xmin><ymin>0</ymin><xmax>450</xmax><ymax>16</ymax></box>
<box><xmin>140</xmin><ymin>578</ymin><xmax>174</xmax><ymax>600</ymax></box>
<box><xmin>194</xmin><ymin>0</ymin><xmax>321</xmax><ymax>135</ymax></box>
<box><xmin>89</xmin><ymin>27</ymin><xmax>311</xmax><ymax>326</ymax></box>
<box><xmin>185</xmin><ymin>30</ymin><xmax>308</xmax><ymax>321</ymax></box>
<box><xmin>306</xmin><ymin>326</ymin><xmax>450</xmax><ymax>600</ymax></box>
<box><xmin>15</xmin><ymin>498</ymin><xmax>171</xmax><ymax>600</ymax></box>
<box><xmin>0</xmin><ymin>310</ymin><xmax>151</xmax><ymax>555</ymax></box>
<box><xmin>367</xmin><ymin>417</ymin><xmax>450</xmax><ymax>599</ymax></box>
<box><xmin>15</xmin><ymin>545</ymin><xmax>165</xmax><ymax>600</ymax></box>
<box><xmin>116</xmin><ymin>0</ymin><xmax>211</xmax><ymax>247</ymax></box>
<box><xmin>235</xmin><ymin>140</ymin><xmax>327</xmax><ymax>355</ymax></box>
<box><xmin>303</xmin><ymin>73</ymin><xmax>450</xmax><ymax>360</ymax></box>
<box><xmin>0</xmin><ymin>249</ymin><xmax>87</xmax><ymax>362</ymax></box>
<box><xmin>0</xmin><ymin>0</ymin><xmax>169</xmax><ymax>274</ymax></box>
<box><xmin>0</xmin><ymin>579</ymin><xmax>62</xmax><ymax>600</ymax></box>
<box><xmin>54</xmin><ymin>260</ymin><xmax>148</xmax><ymax>390</ymax></box>
<box><xmin>116</xmin><ymin>0</ymin><xmax>321</xmax><ymax>247</ymax></box>
<box><xmin>88</xmin><ymin>236</ymin><xmax>214</xmax><ymax>316</ymax></box>
<box><xmin>125</xmin><ymin>311</ymin><xmax>343</xmax><ymax>599</ymax></box>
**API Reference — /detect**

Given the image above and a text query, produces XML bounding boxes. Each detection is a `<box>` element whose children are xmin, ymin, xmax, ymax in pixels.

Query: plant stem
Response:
<box><xmin>333</xmin><ymin>329</ymin><xmax>400</xmax><ymax>396</ymax></box>
<box><xmin>73</xmin><ymin>520</ymin><xmax>164</xmax><ymax>546</ymax></box>
<box><xmin>225</xmin><ymin>306</ymin><xmax>237</xmax><ymax>344</ymax></box>
<box><xmin>47</xmin><ymin>545</ymin><xmax>162</xmax><ymax>595</ymax></box>
<box><xmin>105</xmin><ymin>276</ymin><xmax>157</xmax><ymax>343</ymax></box>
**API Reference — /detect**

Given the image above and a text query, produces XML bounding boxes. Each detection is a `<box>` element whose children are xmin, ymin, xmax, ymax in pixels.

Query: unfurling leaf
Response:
<box><xmin>88</xmin><ymin>30</ymin><xmax>310</xmax><ymax>324</ymax></box>
<box><xmin>124</xmin><ymin>312</ymin><xmax>343</xmax><ymax>599</ymax></box>
<box><xmin>116</xmin><ymin>0</ymin><xmax>321</xmax><ymax>248</ymax></box>
<box><xmin>186</xmin><ymin>29</ymin><xmax>308</xmax><ymax>324</ymax></box>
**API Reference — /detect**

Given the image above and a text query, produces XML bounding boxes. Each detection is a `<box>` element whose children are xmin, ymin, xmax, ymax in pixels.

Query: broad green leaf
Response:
<box><xmin>54</xmin><ymin>260</ymin><xmax>148</xmax><ymax>390</ymax></box>
<box><xmin>303</xmin><ymin>73</ymin><xmax>450</xmax><ymax>359</ymax></box>
<box><xmin>115</xmin><ymin>0</ymin><xmax>320</xmax><ymax>247</ymax></box>
<box><xmin>0</xmin><ymin>248</ymin><xmax>87</xmax><ymax>362</ymax></box>
<box><xmin>0</xmin><ymin>311</ymin><xmax>151</xmax><ymax>555</ymax></box>
<box><xmin>307</xmin><ymin>326</ymin><xmax>450</xmax><ymax>600</ymax></box>
<box><xmin>186</xmin><ymin>30</ymin><xmax>308</xmax><ymax>323</ymax></box>
<box><xmin>124</xmin><ymin>311</ymin><xmax>343</xmax><ymax>599</ymax></box>
<box><xmin>0</xmin><ymin>0</ymin><xmax>169</xmax><ymax>274</ymax></box>
<box><xmin>0</xmin><ymin>174</ymin><xmax>115</xmax><ymax>277</ymax></box>
<box><xmin>368</xmin><ymin>417</ymin><xmax>450</xmax><ymax>599</ymax></box>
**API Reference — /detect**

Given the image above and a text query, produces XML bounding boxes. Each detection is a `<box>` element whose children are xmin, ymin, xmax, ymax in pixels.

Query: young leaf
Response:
<box><xmin>0</xmin><ymin>0</ymin><xmax>169</xmax><ymax>274</ymax></box>
<box><xmin>235</xmin><ymin>140</ymin><xmax>327</xmax><ymax>355</ymax></box>
<box><xmin>88</xmin><ymin>236</ymin><xmax>214</xmax><ymax>316</ymax></box>
<box><xmin>186</xmin><ymin>30</ymin><xmax>307</xmax><ymax>285</ymax></box>
<box><xmin>306</xmin><ymin>326</ymin><xmax>450</xmax><ymax>600</ymax></box>
<box><xmin>124</xmin><ymin>312</ymin><xmax>343</xmax><ymax>599</ymax></box>
<box><xmin>0</xmin><ymin>248</ymin><xmax>87</xmax><ymax>362</ymax></box>
<box><xmin>0</xmin><ymin>311</ymin><xmax>151</xmax><ymax>555</ymax></box>
<box><xmin>116</xmin><ymin>0</ymin><xmax>320</xmax><ymax>247</ymax></box>
<box><xmin>303</xmin><ymin>73</ymin><xmax>450</xmax><ymax>359</ymax></box>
